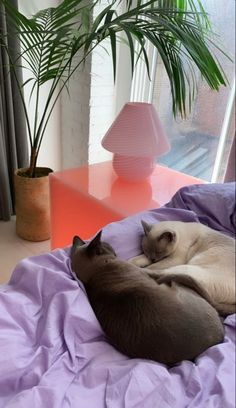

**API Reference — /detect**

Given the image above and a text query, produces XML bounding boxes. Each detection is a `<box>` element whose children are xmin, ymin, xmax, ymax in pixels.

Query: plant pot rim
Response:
<box><xmin>15</xmin><ymin>167</ymin><xmax>53</xmax><ymax>178</ymax></box>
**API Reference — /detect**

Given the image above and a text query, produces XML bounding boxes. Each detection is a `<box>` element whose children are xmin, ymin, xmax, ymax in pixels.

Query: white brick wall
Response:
<box><xmin>60</xmin><ymin>1</ymin><xmax>115</xmax><ymax>169</ymax></box>
<box><xmin>60</xmin><ymin>58</ymin><xmax>92</xmax><ymax>169</ymax></box>
<box><xmin>60</xmin><ymin>1</ymin><xmax>133</xmax><ymax>169</ymax></box>
<box><xmin>60</xmin><ymin>46</ymin><xmax>115</xmax><ymax>168</ymax></box>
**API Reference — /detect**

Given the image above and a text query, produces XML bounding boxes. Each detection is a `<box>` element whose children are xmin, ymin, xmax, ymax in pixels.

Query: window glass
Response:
<box><xmin>152</xmin><ymin>0</ymin><xmax>235</xmax><ymax>181</ymax></box>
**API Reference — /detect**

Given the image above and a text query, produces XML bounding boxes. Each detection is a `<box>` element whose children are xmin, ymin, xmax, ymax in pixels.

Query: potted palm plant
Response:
<box><xmin>0</xmin><ymin>0</ymin><xmax>228</xmax><ymax>241</ymax></box>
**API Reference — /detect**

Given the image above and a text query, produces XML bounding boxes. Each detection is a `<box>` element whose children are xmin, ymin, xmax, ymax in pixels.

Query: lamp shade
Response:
<box><xmin>101</xmin><ymin>102</ymin><xmax>170</xmax><ymax>157</ymax></box>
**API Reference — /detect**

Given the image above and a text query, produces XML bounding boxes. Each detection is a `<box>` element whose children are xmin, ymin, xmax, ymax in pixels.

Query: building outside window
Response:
<box><xmin>131</xmin><ymin>0</ymin><xmax>235</xmax><ymax>182</ymax></box>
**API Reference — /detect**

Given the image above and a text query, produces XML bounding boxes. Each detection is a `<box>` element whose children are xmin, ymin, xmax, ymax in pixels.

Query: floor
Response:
<box><xmin>0</xmin><ymin>217</ymin><xmax>50</xmax><ymax>284</ymax></box>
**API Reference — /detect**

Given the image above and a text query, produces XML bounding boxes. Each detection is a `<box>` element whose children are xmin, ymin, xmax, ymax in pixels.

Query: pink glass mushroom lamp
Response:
<box><xmin>101</xmin><ymin>102</ymin><xmax>170</xmax><ymax>182</ymax></box>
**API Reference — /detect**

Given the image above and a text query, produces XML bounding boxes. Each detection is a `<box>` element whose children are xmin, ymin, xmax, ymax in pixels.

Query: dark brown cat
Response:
<box><xmin>71</xmin><ymin>231</ymin><xmax>224</xmax><ymax>365</ymax></box>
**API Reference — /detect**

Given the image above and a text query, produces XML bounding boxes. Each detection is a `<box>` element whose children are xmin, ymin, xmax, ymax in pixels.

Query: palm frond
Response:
<box><xmin>0</xmin><ymin>0</ymin><xmax>230</xmax><ymax>175</ymax></box>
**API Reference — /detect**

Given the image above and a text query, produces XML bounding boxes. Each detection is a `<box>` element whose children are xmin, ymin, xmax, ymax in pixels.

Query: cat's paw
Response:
<box><xmin>146</xmin><ymin>271</ymin><xmax>164</xmax><ymax>281</ymax></box>
<box><xmin>129</xmin><ymin>254</ymin><xmax>151</xmax><ymax>267</ymax></box>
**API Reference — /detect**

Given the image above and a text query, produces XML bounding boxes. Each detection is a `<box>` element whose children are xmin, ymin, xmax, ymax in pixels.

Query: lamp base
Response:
<box><xmin>112</xmin><ymin>154</ymin><xmax>155</xmax><ymax>182</ymax></box>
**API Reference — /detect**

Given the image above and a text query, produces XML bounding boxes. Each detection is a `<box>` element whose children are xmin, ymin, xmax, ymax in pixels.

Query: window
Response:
<box><xmin>131</xmin><ymin>0</ymin><xmax>235</xmax><ymax>182</ymax></box>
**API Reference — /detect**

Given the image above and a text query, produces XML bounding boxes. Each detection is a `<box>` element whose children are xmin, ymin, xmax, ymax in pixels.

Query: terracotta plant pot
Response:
<box><xmin>14</xmin><ymin>167</ymin><xmax>53</xmax><ymax>241</ymax></box>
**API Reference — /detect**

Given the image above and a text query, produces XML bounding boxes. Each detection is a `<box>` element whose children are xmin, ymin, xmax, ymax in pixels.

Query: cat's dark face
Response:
<box><xmin>141</xmin><ymin>220</ymin><xmax>177</xmax><ymax>263</ymax></box>
<box><xmin>71</xmin><ymin>231</ymin><xmax>116</xmax><ymax>283</ymax></box>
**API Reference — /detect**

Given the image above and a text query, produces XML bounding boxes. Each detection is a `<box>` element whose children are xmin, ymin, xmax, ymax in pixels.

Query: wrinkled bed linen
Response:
<box><xmin>0</xmin><ymin>183</ymin><xmax>235</xmax><ymax>407</ymax></box>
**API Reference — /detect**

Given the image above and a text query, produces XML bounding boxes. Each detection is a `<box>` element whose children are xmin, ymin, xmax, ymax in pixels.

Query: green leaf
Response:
<box><xmin>108</xmin><ymin>28</ymin><xmax>117</xmax><ymax>81</ymax></box>
<box><xmin>0</xmin><ymin>0</ymin><xmax>230</xmax><ymax>169</ymax></box>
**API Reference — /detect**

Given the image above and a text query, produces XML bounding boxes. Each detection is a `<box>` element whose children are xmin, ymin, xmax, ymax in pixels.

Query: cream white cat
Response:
<box><xmin>131</xmin><ymin>220</ymin><xmax>236</xmax><ymax>316</ymax></box>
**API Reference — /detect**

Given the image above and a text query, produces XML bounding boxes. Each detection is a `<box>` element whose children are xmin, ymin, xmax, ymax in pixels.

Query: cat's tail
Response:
<box><xmin>156</xmin><ymin>273</ymin><xmax>234</xmax><ymax>316</ymax></box>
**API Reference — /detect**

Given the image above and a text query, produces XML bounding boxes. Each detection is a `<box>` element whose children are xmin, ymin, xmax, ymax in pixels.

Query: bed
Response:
<box><xmin>0</xmin><ymin>182</ymin><xmax>235</xmax><ymax>407</ymax></box>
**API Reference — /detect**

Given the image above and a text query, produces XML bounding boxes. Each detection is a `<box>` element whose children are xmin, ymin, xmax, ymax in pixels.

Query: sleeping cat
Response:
<box><xmin>130</xmin><ymin>220</ymin><xmax>236</xmax><ymax>316</ymax></box>
<box><xmin>70</xmin><ymin>231</ymin><xmax>224</xmax><ymax>365</ymax></box>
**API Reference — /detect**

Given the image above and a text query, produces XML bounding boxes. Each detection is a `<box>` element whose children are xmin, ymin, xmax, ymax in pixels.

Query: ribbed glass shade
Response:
<box><xmin>101</xmin><ymin>102</ymin><xmax>170</xmax><ymax>157</ymax></box>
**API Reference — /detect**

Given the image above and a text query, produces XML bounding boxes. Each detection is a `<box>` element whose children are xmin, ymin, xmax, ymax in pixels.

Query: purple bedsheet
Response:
<box><xmin>0</xmin><ymin>183</ymin><xmax>235</xmax><ymax>407</ymax></box>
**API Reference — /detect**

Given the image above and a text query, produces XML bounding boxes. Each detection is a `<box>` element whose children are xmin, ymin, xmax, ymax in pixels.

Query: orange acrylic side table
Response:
<box><xmin>49</xmin><ymin>161</ymin><xmax>204</xmax><ymax>249</ymax></box>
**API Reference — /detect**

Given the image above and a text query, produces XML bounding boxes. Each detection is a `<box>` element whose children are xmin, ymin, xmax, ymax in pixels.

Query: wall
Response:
<box><xmin>61</xmin><ymin>1</ymin><xmax>115</xmax><ymax>168</ymax></box>
<box><xmin>60</xmin><ymin>55</ymin><xmax>92</xmax><ymax>169</ymax></box>
<box><xmin>61</xmin><ymin>1</ymin><xmax>132</xmax><ymax>168</ymax></box>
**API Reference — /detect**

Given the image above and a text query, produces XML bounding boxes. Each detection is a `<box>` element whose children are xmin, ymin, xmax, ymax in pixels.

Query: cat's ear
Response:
<box><xmin>141</xmin><ymin>220</ymin><xmax>152</xmax><ymax>236</ymax></box>
<box><xmin>87</xmin><ymin>230</ymin><xmax>102</xmax><ymax>254</ymax></box>
<box><xmin>72</xmin><ymin>235</ymin><xmax>85</xmax><ymax>247</ymax></box>
<box><xmin>158</xmin><ymin>231</ymin><xmax>176</xmax><ymax>243</ymax></box>
<box><xmin>71</xmin><ymin>236</ymin><xmax>85</xmax><ymax>259</ymax></box>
